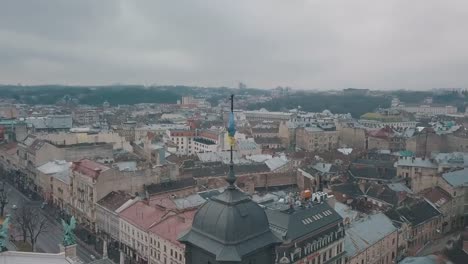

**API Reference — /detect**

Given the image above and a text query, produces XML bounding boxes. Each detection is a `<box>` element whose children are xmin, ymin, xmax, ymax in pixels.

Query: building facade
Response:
<box><xmin>296</xmin><ymin>127</ymin><xmax>339</xmax><ymax>152</ymax></box>
<box><xmin>266</xmin><ymin>201</ymin><xmax>346</xmax><ymax>264</ymax></box>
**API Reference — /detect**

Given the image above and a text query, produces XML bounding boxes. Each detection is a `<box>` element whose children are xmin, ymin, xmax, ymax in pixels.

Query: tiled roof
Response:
<box><xmin>149</xmin><ymin>209</ymin><xmax>196</xmax><ymax>247</ymax></box>
<box><xmin>119</xmin><ymin>201</ymin><xmax>173</xmax><ymax>230</ymax></box>
<box><xmin>72</xmin><ymin>159</ymin><xmax>110</xmax><ymax>179</ymax></box>
<box><xmin>421</xmin><ymin>187</ymin><xmax>452</xmax><ymax>207</ymax></box>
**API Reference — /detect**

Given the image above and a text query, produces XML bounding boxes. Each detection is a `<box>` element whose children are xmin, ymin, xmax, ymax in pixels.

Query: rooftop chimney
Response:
<box><xmin>326</xmin><ymin>194</ymin><xmax>336</xmax><ymax>209</ymax></box>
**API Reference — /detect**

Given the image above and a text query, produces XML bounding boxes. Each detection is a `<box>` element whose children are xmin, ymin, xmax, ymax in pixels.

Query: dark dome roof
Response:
<box><xmin>179</xmin><ymin>187</ymin><xmax>281</xmax><ymax>262</ymax></box>
<box><xmin>191</xmin><ymin>188</ymin><xmax>271</xmax><ymax>243</ymax></box>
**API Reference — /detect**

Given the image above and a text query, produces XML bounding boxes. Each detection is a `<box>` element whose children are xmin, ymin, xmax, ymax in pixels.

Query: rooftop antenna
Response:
<box><xmin>226</xmin><ymin>94</ymin><xmax>236</xmax><ymax>188</ymax></box>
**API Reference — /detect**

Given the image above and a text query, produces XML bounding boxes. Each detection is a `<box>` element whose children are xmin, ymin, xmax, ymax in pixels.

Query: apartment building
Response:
<box><xmin>385</xmin><ymin>200</ymin><xmax>442</xmax><ymax>256</ymax></box>
<box><xmin>266</xmin><ymin>201</ymin><xmax>346</xmax><ymax>264</ymax></box>
<box><xmin>395</xmin><ymin>156</ymin><xmax>439</xmax><ymax>193</ymax></box>
<box><xmin>439</xmin><ymin>168</ymin><xmax>468</xmax><ymax>227</ymax></box>
<box><xmin>344</xmin><ymin>213</ymin><xmax>398</xmax><ymax>264</ymax></box>
<box><xmin>296</xmin><ymin>127</ymin><xmax>339</xmax><ymax>152</ymax></box>
<box><xmin>167</xmin><ymin>129</ymin><xmax>224</xmax><ymax>155</ymax></box>
<box><xmin>70</xmin><ymin>159</ymin><xmax>120</xmax><ymax>231</ymax></box>
<box><xmin>36</xmin><ymin>160</ymin><xmax>72</xmax><ymax>211</ymax></box>
<box><xmin>397</xmin><ymin>104</ymin><xmax>457</xmax><ymax>116</ymax></box>
<box><xmin>119</xmin><ymin>200</ymin><xmax>195</xmax><ymax>264</ymax></box>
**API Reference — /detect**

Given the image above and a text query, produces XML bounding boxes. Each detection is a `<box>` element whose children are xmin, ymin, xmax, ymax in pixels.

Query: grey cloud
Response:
<box><xmin>1</xmin><ymin>0</ymin><xmax>467</xmax><ymax>89</ymax></box>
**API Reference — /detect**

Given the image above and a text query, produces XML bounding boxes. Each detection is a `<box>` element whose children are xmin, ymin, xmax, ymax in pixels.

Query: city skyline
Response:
<box><xmin>1</xmin><ymin>1</ymin><xmax>468</xmax><ymax>89</ymax></box>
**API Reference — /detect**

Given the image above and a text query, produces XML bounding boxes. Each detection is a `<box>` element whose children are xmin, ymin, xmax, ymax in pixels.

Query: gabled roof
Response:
<box><xmin>348</xmin><ymin>164</ymin><xmax>396</xmax><ymax>181</ymax></box>
<box><xmin>385</xmin><ymin>200</ymin><xmax>441</xmax><ymax>227</ymax></box>
<box><xmin>421</xmin><ymin>187</ymin><xmax>452</xmax><ymax>208</ymax></box>
<box><xmin>363</xmin><ymin>183</ymin><xmax>404</xmax><ymax>206</ymax></box>
<box><xmin>331</xmin><ymin>183</ymin><xmax>364</xmax><ymax>200</ymax></box>
<box><xmin>119</xmin><ymin>200</ymin><xmax>174</xmax><ymax>231</ymax></box>
<box><xmin>149</xmin><ymin>209</ymin><xmax>196</xmax><ymax>247</ymax></box>
<box><xmin>72</xmin><ymin>159</ymin><xmax>110</xmax><ymax>179</ymax></box>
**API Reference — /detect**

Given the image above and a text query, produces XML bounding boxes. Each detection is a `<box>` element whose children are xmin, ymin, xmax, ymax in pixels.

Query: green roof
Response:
<box><xmin>399</xmin><ymin>150</ymin><xmax>414</xmax><ymax>157</ymax></box>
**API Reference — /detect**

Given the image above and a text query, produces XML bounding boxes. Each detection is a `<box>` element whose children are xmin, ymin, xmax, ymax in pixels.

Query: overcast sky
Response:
<box><xmin>1</xmin><ymin>0</ymin><xmax>467</xmax><ymax>90</ymax></box>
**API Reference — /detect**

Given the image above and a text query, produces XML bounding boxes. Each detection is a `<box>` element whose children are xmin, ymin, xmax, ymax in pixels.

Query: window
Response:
<box><xmin>323</xmin><ymin>253</ymin><xmax>326</xmax><ymax>262</ymax></box>
<box><xmin>329</xmin><ymin>249</ymin><xmax>332</xmax><ymax>258</ymax></box>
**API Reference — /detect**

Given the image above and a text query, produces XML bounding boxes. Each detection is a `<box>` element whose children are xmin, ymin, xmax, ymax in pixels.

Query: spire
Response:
<box><xmin>226</xmin><ymin>94</ymin><xmax>236</xmax><ymax>187</ymax></box>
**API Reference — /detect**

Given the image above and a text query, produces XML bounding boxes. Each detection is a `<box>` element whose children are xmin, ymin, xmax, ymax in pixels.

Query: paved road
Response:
<box><xmin>416</xmin><ymin>231</ymin><xmax>462</xmax><ymax>256</ymax></box>
<box><xmin>4</xmin><ymin>182</ymin><xmax>100</xmax><ymax>263</ymax></box>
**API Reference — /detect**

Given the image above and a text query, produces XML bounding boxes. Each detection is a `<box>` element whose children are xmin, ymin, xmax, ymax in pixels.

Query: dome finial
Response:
<box><xmin>226</xmin><ymin>94</ymin><xmax>236</xmax><ymax>188</ymax></box>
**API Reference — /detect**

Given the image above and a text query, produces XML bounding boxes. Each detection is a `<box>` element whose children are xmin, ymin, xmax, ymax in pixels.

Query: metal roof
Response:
<box><xmin>344</xmin><ymin>213</ymin><xmax>396</xmax><ymax>258</ymax></box>
<box><xmin>266</xmin><ymin>202</ymin><xmax>342</xmax><ymax>241</ymax></box>
<box><xmin>442</xmin><ymin>168</ymin><xmax>468</xmax><ymax>187</ymax></box>
<box><xmin>179</xmin><ymin>187</ymin><xmax>281</xmax><ymax>262</ymax></box>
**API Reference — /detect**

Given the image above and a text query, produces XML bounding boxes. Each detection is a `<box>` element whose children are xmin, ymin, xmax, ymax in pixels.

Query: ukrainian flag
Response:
<box><xmin>228</xmin><ymin>112</ymin><xmax>236</xmax><ymax>146</ymax></box>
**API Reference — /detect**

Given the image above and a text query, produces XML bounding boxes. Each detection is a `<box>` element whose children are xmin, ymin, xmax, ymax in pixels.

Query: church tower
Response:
<box><xmin>179</xmin><ymin>95</ymin><xmax>280</xmax><ymax>264</ymax></box>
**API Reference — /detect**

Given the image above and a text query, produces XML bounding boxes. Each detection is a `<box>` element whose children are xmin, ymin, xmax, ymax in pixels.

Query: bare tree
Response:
<box><xmin>14</xmin><ymin>205</ymin><xmax>50</xmax><ymax>251</ymax></box>
<box><xmin>14</xmin><ymin>206</ymin><xmax>30</xmax><ymax>243</ymax></box>
<box><xmin>0</xmin><ymin>182</ymin><xmax>8</xmax><ymax>217</ymax></box>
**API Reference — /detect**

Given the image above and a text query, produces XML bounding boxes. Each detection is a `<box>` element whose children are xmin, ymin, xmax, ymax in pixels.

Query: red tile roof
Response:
<box><xmin>119</xmin><ymin>200</ymin><xmax>174</xmax><ymax>230</ymax></box>
<box><xmin>149</xmin><ymin>209</ymin><xmax>196</xmax><ymax>247</ymax></box>
<box><xmin>422</xmin><ymin>187</ymin><xmax>452</xmax><ymax>207</ymax></box>
<box><xmin>0</xmin><ymin>142</ymin><xmax>17</xmax><ymax>155</ymax></box>
<box><xmin>72</xmin><ymin>159</ymin><xmax>110</xmax><ymax>179</ymax></box>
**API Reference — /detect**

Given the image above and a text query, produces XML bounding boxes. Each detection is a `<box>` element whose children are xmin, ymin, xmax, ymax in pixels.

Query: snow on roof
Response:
<box><xmin>173</xmin><ymin>194</ymin><xmax>207</xmax><ymax>209</ymax></box>
<box><xmin>396</xmin><ymin>157</ymin><xmax>437</xmax><ymax>168</ymax></box>
<box><xmin>337</xmin><ymin>148</ymin><xmax>353</xmax><ymax>155</ymax></box>
<box><xmin>334</xmin><ymin>202</ymin><xmax>359</xmax><ymax>222</ymax></box>
<box><xmin>37</xmin><ymin>160</ymin><xmax>72</xmax><ymax>184</ymax></box>
<box><xmin>246</xmin><ymin>154</ymin><xmax>272</xmax><ymax>163</ymax></box>
<box><xmin>265</xmin><ymin>155</ymin><xmax>288</xmax><ymax>171</ymax></box>
<box><xmin>387</xmin><ymin>183</ymin><xmax>413</xmax><ymax>194</ymax></box>
<box><xmin>311</xmin><ymin>162</ymin><xmax>333</xmax><ymax>173</ymax></box>
<box><xmin>114</xmin><ymin>161</ymin><xmax>138</xmax><ymax>172</ymax></box>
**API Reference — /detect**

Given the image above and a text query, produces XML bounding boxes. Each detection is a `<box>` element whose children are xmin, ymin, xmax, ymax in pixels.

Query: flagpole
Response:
<box><xmin>227</xmin><ymin>94</ymin><xmax>236</xmax><ymax>188</ymax></box>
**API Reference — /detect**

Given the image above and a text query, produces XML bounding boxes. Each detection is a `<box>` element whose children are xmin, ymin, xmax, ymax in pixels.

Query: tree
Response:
<box><xmin>0</xmin><ymin>182</ymin><xmax>8</xmax><ymax>217</ymax></box>
<box><xmin>14</xmin><ymin>205</ymin><xmax>50</xmax><ymax>251</ymax></box>
<box><xmin>14</xmin><ymin>206</ymin><xmax>30</xmax><ymax>243</ymax></box>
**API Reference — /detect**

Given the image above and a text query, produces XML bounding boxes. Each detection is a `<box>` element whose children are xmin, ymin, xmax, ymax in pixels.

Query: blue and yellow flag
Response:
<box><xmin>227</xmin><ymin>112</ymin><xmax>236</xmax><ymax>146</ymax></box>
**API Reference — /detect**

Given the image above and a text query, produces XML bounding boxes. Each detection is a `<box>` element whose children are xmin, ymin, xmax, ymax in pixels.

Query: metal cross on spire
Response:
<box><xmin>226</xmin><ymin>94</ymin><xmax>236</xmax><ymax>187</ymax></box>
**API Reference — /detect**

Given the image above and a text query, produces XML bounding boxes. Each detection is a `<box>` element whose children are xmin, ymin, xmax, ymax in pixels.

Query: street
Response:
<box><xmin>416</xmin><ymin>231</ymin><xmax>462</xmax><ymax>257</ymax></box>
<box><xmin>4</xmin><ymin>182</ymin><xmax>101</xmax><ymax>263</ymax></box>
